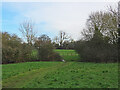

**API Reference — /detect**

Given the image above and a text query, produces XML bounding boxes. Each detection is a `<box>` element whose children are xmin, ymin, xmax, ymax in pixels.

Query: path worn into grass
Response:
<box><xmin>2</xmin><ymin>62</ymin><xmax>71</xmax><ymax>88</ymax></box>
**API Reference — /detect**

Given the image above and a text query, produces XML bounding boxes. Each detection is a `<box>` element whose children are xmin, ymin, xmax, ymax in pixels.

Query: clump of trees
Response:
<box><xmin>2</xmin><ymin>20</ymin><xmax>61</xmax><ymax>64</ymax></box>
<box><xmin>75</xmin><ymin>6</ymin><xmax>118</xmax><ymax>62</ymax></box>
<box><xmin>2</xmin><ymin>32</ymin><xmax>62</xmax><ymax>64</ymax></box>
<box><xmin>2</xmin><ymin>32</ymin><xmax>33</xmax><ymax>63</ymax></box>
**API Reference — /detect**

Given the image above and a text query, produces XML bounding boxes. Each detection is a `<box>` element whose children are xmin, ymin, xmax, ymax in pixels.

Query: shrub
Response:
<box><xmin>2</xmin><ymin>32</ymin><xmax>34</xmax><ymax>64</ymax></box>
<box><xmin>34</xmin><ymin>34</ymin><xmax>62</xmax><ymax>61</ymax></box>
<box><xmin>74</xmin><ymin>40</ymin><xmax>118</xmax><ymax>63</ymax></box>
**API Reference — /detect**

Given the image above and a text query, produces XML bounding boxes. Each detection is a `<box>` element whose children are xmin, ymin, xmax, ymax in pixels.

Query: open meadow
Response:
<box><xmin>2</xmin><ymin>61</ymin><xmax>118</xmax><ymax>88</ymax></box>
<box><xmin>2</xmin><ymin>1</ymin><xmax>120</xmax><ymax>89</ymax></box>
<box><xmin>55</xmin><ymin>49</ymin><xmax>80</xmax><ymax>61</ymax></box>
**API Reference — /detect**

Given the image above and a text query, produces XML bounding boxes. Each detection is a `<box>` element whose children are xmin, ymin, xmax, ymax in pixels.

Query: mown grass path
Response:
<box><xmin>2</xmin><ymin>62</ymin><xmax>118</xmax><ymax>88</ymax></box>
<box><xmin>2</xmin><ymin>62</ymin><xmax>70</xmax><ymax>88</ymax></box>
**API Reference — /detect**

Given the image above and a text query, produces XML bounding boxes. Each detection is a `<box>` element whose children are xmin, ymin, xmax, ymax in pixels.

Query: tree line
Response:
<box><xmin>2</xmin><ymin>20</ymin><xmax>63</xmax><ymax>64</ymax></box>
<box><xmin>2</xmin><ymin>4</ymin><xmax>119</xmax><ymax>63</ymax></box>
<box><xmin>2</xmin><ymin>20</ymin><xmax>75</xmax><ymax>64</ymax></box>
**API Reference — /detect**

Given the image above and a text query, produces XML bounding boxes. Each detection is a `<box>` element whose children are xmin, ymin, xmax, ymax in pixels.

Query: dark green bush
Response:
<box><xmin>75</xmin><ymin>40</ymin><xmax>118</xmax><ymax>63</ymax></box>
<box><xmin>34</xmin><ymin>34</ymin><xmax>62</xmax><ymax>61</ymax></box>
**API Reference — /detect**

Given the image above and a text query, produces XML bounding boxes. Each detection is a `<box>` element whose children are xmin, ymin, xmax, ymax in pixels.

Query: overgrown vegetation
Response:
<box><xmin>2</xmin><ymin>32</ymin><xmax>61</xmax><ymax>64</ymax></box>
<box><xmin>2</xmin><ymin>32</ymin><xmax>33</xmax><ymax>63</ymax></box>
<box><xmin>74</xmin><ymin>7</ymin><xmax>118</xmax><ymax>63</ymax></box>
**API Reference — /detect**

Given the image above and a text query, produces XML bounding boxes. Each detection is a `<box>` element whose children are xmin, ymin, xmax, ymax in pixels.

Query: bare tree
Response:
<box><xmin>59</xmin><ymin>31</ymin><xmax>68</xmax><ymax>46</ymax></box>
<box><xmin>54</xmin><ymin>31</ymin><xmax>71</xmax><ymax>47</ymax></box>
<box><xmin>19</xmin><ymin>20</ymin><xmax>36</xmax><ymax>45</ymax></box>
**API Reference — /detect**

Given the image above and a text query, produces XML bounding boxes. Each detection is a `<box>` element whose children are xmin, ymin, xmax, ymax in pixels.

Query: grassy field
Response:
<box><xmin>2</xmin><ymin>62</ymin><xmax>118</xmax><ymax>88</ymax></box>
<box><xmin>55</xmin><ymin>49</ymin><xmax>80</xmax><ymax>61</ymax></box>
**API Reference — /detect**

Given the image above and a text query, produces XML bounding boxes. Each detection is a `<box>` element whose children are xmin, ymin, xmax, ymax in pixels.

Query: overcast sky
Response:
<box><xmin>2</xmin><ymin>1</ymin><xmax>117</xmax><ymax>40</ymax></box>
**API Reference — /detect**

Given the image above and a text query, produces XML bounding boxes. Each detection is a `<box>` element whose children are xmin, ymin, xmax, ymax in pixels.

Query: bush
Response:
<box><xmin>2</xmin><ymin>32</ymin><xmax>34</xmax><ymax>64</ymax></box>
<box><xmin>34</xmin><ymin>34</ymin><xmax>62</xmax><ymax>61</ymax></box>
<box><xmin>75</xmin><ymin>40</ymin><xmax>118</xmax><ymax>63</ymax></box>
<box><xmin>2</xmin><ymin>32</ymin><xmax>21</xmax><ymax>63</ymax></box>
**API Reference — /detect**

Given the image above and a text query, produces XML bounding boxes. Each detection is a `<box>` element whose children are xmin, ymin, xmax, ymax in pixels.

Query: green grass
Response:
<box><xmin>55</xmin><ymin>49</ymin><xmax>80</xmax><ymax>61</ymax></box>
<box><xmin>2</xmin><ymin>62</ymin><xmax>61</xmax><ymax>80</ymax></box>
<box><xmin>2</xmin><ymin>62</ymin><xmax>118</xmax><ymax>88</ymax></box>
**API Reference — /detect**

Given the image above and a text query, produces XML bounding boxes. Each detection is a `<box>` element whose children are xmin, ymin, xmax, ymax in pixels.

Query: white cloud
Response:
<box><xmin>3</xmin><ymin>2</ymin><xmax>117</xmax><ymax>40</ymax></box>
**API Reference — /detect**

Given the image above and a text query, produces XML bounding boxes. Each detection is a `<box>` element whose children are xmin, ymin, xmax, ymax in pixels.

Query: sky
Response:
<box><xmin>2</xmin><ymin>1</ymin><xmax>118</xmax><ymax>41</ymax></box>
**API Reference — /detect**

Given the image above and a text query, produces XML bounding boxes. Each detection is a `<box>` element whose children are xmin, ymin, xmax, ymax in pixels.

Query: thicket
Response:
<box><xmin>2</xmin><ymin>32</ymin><xmax>61</xmax><ymax>64</ymax></box>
